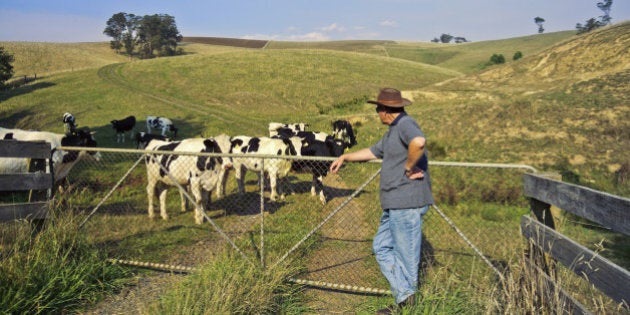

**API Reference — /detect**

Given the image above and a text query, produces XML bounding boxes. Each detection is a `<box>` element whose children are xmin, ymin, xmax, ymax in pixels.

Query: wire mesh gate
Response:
<box><xmin>59</xmin><ymin>146</ymin><xmax>537</xmax><ymax>309</ymax></box>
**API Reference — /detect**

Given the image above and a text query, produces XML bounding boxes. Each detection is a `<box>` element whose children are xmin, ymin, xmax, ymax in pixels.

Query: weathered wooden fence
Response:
<box><xmin>521</xmin><ymin>173</ymin><xmax>630</xmax><ymax>313</ymax></box>
<box><xmin>0</xmin><ymin>140</ymin><xmax>53</xmax><ymax>221</ymax></box>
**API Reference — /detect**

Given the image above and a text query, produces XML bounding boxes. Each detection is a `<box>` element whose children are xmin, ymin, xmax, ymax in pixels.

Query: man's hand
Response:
<box><xmin>406</xmin><ymin>166</ymin><xmax>424</xmax><ymax>179</ymax></box>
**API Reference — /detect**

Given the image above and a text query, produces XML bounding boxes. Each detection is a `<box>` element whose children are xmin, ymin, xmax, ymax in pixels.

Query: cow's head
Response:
<box><xmin>326</xmin><ymin>136</ymin><xmax>347</xmax><ymax>158</ymax></box>
<box><xmin>332</xmin><ymin>120</ymin><xmax>356</xmax><ymax>149</ymax></box>
<box><xmin>60</xmin><ymin>128</ymin><xmax>101</xmax><ymax>162</ymax></box>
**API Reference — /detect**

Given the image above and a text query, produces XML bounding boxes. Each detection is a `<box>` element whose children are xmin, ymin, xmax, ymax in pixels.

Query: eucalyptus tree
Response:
<box><xmin>0</xmin><ymin>46</ymin><xmax>14</xmax><ymax>87</ymax></box>
<box><xmin>104</xmin><ymin>12</ymin><xmax>139</xmax><ymax>55</ymax></box>
<box><xmin>534</xmin><ymin>16</ymin><xmax>545</xmax><ymax>34</ymax></box>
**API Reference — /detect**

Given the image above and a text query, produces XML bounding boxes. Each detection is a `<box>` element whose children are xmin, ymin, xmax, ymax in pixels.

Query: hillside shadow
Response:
<box><xmin>0</xmin><ymin>80</ymin><xmax>56</xmax><ymax>103</ymax></box>
<box><xmin>0</xmin><ymin>109</ymin><xmax>37</xmax><ymax>127</ymax></box>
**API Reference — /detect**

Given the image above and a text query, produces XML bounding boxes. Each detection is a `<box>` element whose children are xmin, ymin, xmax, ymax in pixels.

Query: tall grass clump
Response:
<box><xmin>148</xmin><ymin>252</ymin><xmax>310</xmax><ymax>314</ymax></box>
<box><xmin>0</xmin><ymin>208</ymin><xmax>130</xmax><ymax>314</ymax></box>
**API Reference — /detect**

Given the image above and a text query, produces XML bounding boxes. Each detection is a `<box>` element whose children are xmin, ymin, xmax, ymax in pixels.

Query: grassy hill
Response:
<box><xmin>1</xmin><ymin>21</ymin><xmax>628</xmax><ymax>196</ymax></box>
<box><xmin>0</xmin><ymin>42</ymin><xmax>129</xmax><ymax>78</ymax></box>
<box><xmin>2</xmin><ymin>22</ymin><xmax>629</xmax><ymax>313</ymax></box>
<box><xmin>406</xmin><ymin>21</ymin><xmax>630</xmax><ymax>195</ymax></box>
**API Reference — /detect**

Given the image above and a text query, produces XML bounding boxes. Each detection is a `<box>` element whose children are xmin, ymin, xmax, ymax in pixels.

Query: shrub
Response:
<box><xmin>489</xmin><ymin>54</ymin><xmax>506</xmax><ymax>65</ymax></box>
<box><xmin>513</xmin><ymin>51</ymin><xmax>523</xmax><ymax>60</ymax></box>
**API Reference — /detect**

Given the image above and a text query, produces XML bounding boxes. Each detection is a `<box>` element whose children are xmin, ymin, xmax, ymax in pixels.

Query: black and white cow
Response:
<box><xmin>331</xmin><ymin>120</ymin><xmax>357</xmax><ymax>148</ymax></box>
<box><xmin>144</xmin><ymin>136</ymin><xmax>231</xmax><ymax>224</ymax></box>
<box><xmin>136</xmin><ymin>132</ymin><xmax>169</xmax><ymax>149</ymax></box>
<box><xmin>63</xmin><ymin>112</ymin><xmax>77</xmax><ymax>135</ymax></box>
<box><xmin>0</xmin><ymin>127</ymin><xmax>100</xmax><ymax>182</ymax></box>
<box><xmin>229</xmin><ymin>136</ymin><xmax>299</xmax><ymax>202</ymax></box>
<box><xmin>268</xmin><ymin>122</ymin><xmax>309</xmax><ymax>137</ymax></box>
<box><xmin>275</xmin><ymin>127</ymin><xmax>328</xmax><ymax>144</ymax></box>
<box><xmin>295</xmin><ymin>136</ymin><xmax>347</xmax><ymax>204</ymax></box>
<box><xmin>146</xmin><ymin>116</ymin><xmax>178</xmax><ymax>138</ymax></box>
<box><xmin>111</xmin><ymin>115</ymin><xmax>136</xmax><ymax>143</ymax></box>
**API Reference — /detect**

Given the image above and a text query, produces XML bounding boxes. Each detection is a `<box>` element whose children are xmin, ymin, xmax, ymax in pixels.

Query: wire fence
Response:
<box><xmin>48</xmin><ymin>147</ymin><xmax>533</xmax><ymax>292</ymax></box>
<box><xmin>4</xmin><ymin>143</ymin><xmax>629</xmax><ymax>312</ymax></box>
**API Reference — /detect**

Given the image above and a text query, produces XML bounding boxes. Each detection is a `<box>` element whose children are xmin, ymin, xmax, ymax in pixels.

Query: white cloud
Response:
<box><xmin>379</xmin><ymin>20</ymin><xmax>398</xmax><ymax>27</ymax></box>
<box><xmin>287</xmin><ymin>32</ymin><xmax>330</xmax><ymax>41</ymax></box>
<box><xmin>242</xmin><ymin>32</ymin><xmax>329</xmax><ymax>41</ymax></box>
<box><xmin>319</xmin><ymin>23</ymin><xmax>345</xmax><ymax>32</ymax></box>
<box><xmin>242</xmin><ymin>34</ymin><xmax>280</xmax><ymax>40</ymax></box>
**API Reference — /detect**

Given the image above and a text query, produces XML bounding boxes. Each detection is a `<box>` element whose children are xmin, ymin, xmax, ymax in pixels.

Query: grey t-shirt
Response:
<box><xmin>370</xmin><ymin>112</ymin><xmax>434</xmax><ymax>210</ymax></box>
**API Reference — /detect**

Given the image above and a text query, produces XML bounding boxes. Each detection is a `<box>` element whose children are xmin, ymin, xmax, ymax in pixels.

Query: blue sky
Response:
<box><xmin>1</xmin><ymin>0</ymin><xmax>629</xmax><ymax>43</ymax></box>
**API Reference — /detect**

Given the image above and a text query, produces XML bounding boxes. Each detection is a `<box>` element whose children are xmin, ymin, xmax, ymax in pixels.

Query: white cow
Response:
<box><xmin>144</xmin><ymin>136</ymin><xmax>231</xmax><ymax>224</ymax></box>
<box><xmin>229</xmin><ymin>136</ymin><xmax>299</xmax><ymax>202</ymax></box>
<box><xmin>0</xmin><ymin>127</ymin><xmax>100</xmax><ymax>182</ymax></box>
<box><xmin>146</xmin><ymin>116</ymin><xmax>178</xmax><ymax>138</ymax></box>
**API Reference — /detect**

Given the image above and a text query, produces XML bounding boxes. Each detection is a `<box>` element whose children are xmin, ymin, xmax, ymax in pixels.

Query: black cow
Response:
<box><xmin>296</xmin><ymin>136</ymin><xmax>347</xmax><ymax>204</ymax></box>
<box><xmin>111</xmin><ymin>115</ymin><xmax>136</xmax><ymax>143</ymax></box>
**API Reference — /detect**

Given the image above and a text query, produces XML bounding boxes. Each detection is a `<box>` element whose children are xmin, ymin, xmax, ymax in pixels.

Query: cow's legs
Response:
<box><xmin>158</xmin><ymin>188</ymin><xmax>169</xmax><ymax>220</ymax></box>
<box><xmin>147</xmin><ymin>180</ymin><xmax>157</xmax><ymax>219</ymax></box>
<box><xmin>316</xmin><ymin>175</ymin><xmax>326</xmax><ymax>204</ymax></box>
<box><xmin>311</xmin><ymin>173</ymin><xmax>318</xmax><ymax>197</ymax></box>
<box><xmin>179</xmin><ymin>188</ymin><xmax>187</xmax><ymax>212</ymax></box>
<box><xmin>269</xmin><ymin>172</ymin><xmax>279</xmax><ymax>201</ymax></box>
<box><xmin>215</xmin><ymin>168</ymin><xmax>229</xmax><ymax>198</ymax></box>
<box><xmin>235</xmin><ymin>164</ymin><xmax>246</xmax><ymax>194</ymax></box>
<box><xmin>190</xmin><ymin>178</ymin><xmax>205</xmax><ymax>224</ymax></box>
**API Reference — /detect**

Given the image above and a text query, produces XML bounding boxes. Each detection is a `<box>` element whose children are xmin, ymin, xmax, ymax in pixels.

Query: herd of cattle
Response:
<box><xmin>0</xmin><ymin>113</ymin><xmax>357</xmax><ymax>224</ymax></box>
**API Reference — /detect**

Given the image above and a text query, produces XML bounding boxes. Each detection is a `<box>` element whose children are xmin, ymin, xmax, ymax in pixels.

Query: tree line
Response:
<box><xmin>103</xmin><ymin>12</ymin><xmax>183</xmax><ymax>59</ymax></box>
<box><xmin>534</xmin><ymin>0</ymin><xmax>614</xmax><ymax>35</ymax></box>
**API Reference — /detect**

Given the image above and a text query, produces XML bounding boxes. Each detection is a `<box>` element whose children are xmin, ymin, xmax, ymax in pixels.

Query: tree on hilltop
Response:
<box><xmin>534</xmin><ymin>17</ymin><xmax>545</xmax><ymax>34</ymax></box>
<box><xmin>597</xmin><ymin>0</ymin><xmax>613</xmax><ymax>25</ymax></box>
<box><xmin>0</xmin><ymin>46</ymin><xmax>15</xmax><ymax>87</ymax></box>
<box><xmin>104</xmin><ymin>12</ymin><xmax>182</xmax><ymax>59</ymax></box>
<box><xmin>439</xmin><ymin>33</ymin><xmax>454</xmax><ymax>43</ymax></box>
<box><xmin>576</xmin><ymin>0</ymin><xmax>613</xmax><ymax>34</ymax></box>
<box><xmin>431</xmin><ymin>33</ymin><xmax>468</xmax><ymax>43</ymax></box>
<box><xmin>137</xmin><ymin>14</ymin><xmax>182</xmax><ymax>58</ymax></box>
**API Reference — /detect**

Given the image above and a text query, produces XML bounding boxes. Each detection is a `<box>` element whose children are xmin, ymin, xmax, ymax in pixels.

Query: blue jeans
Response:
<box><xmin>373</xmin><ymin>206</ymin><xmax>429</xmax><ymax>304</ymax></box>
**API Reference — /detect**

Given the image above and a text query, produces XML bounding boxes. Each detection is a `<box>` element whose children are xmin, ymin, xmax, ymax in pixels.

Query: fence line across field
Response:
<box><xmin>56</xmin><ymin>146</ymin><xmax>540</xmax><ymax>296</ymax></box>
<box><xmin>59</xmin><ymin>146</ymin><xmax>541</xmax><ymax>171</ymax></box>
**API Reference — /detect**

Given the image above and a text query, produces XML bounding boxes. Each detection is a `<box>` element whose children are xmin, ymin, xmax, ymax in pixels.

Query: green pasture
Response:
<box><xmin>1</xmin><ymin>22</ymin><xmax>629</xmax><ymax>313</ymax></box>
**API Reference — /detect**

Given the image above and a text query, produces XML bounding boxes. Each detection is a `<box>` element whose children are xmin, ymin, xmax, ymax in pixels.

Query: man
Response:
<box><xmin>330</xmin><ymin>88</ymin><xmax>433</xmax><ymax>314</ymax></box>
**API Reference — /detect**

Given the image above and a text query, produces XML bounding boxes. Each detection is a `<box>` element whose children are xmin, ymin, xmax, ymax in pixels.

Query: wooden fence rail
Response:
<box><xmin>0</xmin><ymin>140</ymin><xmax>53</xmax><ymax>221</ymax></box>
<box><xmin>521</xmin><ymin>173</ymin><xmax>630</xmax><ymax>312</ymax></box>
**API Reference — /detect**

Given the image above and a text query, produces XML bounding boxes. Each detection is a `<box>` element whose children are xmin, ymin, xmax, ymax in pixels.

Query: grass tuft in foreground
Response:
<box><xmin>147</xmin><ymin>253</ymin><xmax>310</xmax><ymax>314</ymax></box>
<box><xmin>0</xmin><ymin>208</ymin><xmax>131</xmax><ymax>314</ymax></box>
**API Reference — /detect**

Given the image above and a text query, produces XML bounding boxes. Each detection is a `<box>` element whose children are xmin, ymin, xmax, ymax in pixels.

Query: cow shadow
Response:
<box><xmin>78</xmin><ymin>114</ymin><xmax>207</xmax><ymax>149</ymax></box>
<box><xmin>211</xmin><ymin>191</ymin><xmax>287</xmax><ymax>217</ymax></box>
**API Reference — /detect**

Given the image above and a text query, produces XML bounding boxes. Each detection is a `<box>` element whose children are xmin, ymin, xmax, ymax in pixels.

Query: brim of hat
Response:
<box><xmin>367</xmin><ymin>98</ymin><xmax>412</xmax><ymax>108</ymax></box>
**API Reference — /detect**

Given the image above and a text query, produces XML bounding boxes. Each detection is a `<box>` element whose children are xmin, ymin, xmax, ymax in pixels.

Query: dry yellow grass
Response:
<box><xmin>0</xmin><ymin>42</ymin><xmax>129</xmax><ymax>77</ymax></box>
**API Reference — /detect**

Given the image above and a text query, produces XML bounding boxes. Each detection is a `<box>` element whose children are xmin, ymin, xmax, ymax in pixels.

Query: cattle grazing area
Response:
<box><xmin>4</xmin><ymin>142</ymin><xmax>627</xmax><ymax>313</ymax></box>
<box><xmin>1</xmin><ymin>22</ymin><xmax>629</xmax><ymax>313</ymax></box>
